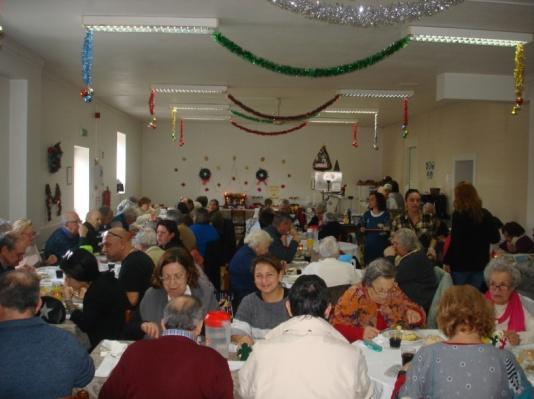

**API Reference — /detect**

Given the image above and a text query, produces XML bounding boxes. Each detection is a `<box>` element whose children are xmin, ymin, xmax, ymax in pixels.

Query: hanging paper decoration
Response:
<box><xmin>170</xmin><ymin>108</ymin><xmax>177</xmax><ymax>141</ymax></box>
<box><xmin>512</xmin><ymin>43</ymin><xmax>524</xmax><ymax>115</ymax></box>
<box><xmin>352</xmin><ymin>123</ymin><xmax>359</xmax><ymax>148</ymax></box>
<box><xmin>148</xmin><ymin>89</ymin><xmax>157</xmax><ymax>129</ymax></box>
<box><xmin>231</xmin><ymin>109</ymin><xmax>274</xmax><ymax>124</ymax></box>
<box><xmin>213</xmin><ymin>32</ymin><xmax>411</xmax><ymax>78</ymax></box>
<box><xmin>401</xmin><ymin>97</ymin><xmax>409</xmax><ymax>138</ymax></box>
<box><xmin>228</xmin><ymin>94</ymin><xmax>340</xmax><ymax>121</ymax></box>
<box><xmin>256</xmin><ymin>168</ymin><xmax>269</xmax><ymax>185</ymax></box>
<box><xmin>45</xmin><ymin>183</ymin><xmax>62</xmax><ymax>221</ymax></box>
<box><xmin>230</xmin><ymin>120</ymin><xmax>308</xmax><ymax>136</ymax></box>
<box><xmin>333</xmin><ymin>160</ymin><xmax>340</xmax><ymax>172</ymax></box>
<box><xmin>80</xmin><ymin>30</ymin><xmax>94</xmax><ymax>103</ymax></box>
<box><xmin>199</xmin><ymin>168</ymin><xmax>212</xmax><ymax>184</ymax></box>
<box><xmin>313</xmin><ymin>145</ymin><xmax>332</xmax><ymax>171</ymax></box>
<box><xmin>373</xmin><ymin>113</ymin><xmax>379</xmax><ymax>150</ymax></box>
<box><xmin>179</xmin><ymin>119</ymin><xmax>185</xmax><ymax>147</ymax></box>
<box><xmin>47</xmin><ymin>142</ymin><xmax>63</xmax><ymax>173</ymax></box>
<box><xmin>264</xmin><ymin>0</ymin><xmax>464</xmax><ymax>28</ymax></box>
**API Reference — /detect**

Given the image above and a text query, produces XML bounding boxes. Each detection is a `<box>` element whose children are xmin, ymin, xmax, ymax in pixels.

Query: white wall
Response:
<box><xmin>141</xmin><ymin>121</ymin><xmax>383</xmax><ymax>211</ymax></box>
<box><xmin>0</xmin><ymin>76</ymin><xmax>9</xmax><ymax>217</ymax></box>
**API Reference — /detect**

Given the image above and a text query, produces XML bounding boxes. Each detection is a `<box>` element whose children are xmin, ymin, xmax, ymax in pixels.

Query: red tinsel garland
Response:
<box><xmin>45</xmin><ymin>183</ymin><xmax>62</xmax><ymax>221</ymax></box>
<box><xmin>231</xmin><ymin>120</ymin><xmax>307</xmax><ymax>136</ymax></box>
<box><xmin>179</xmin><ymin>119</ymin><xmax>185</xmax><ymax>147</ymax></box>
<box><xmin>228</xmin><ymin>93</ymin><xmax>340</xmax><ymax>121</ymax></box>
<box><xmin>148</xmin><ymin>89</ymin><xmax>157</xmax><ymax>129</ymax></box>
<box><xmin>352</xmin><ymin>123</ymin><xmax>359</xmax><ymax>147</ymax></box>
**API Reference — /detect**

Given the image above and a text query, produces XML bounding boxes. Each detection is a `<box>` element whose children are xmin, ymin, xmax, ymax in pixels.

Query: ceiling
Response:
<box><xmin>1</xmin><ymin>0</ymin><xmax>533</xmax><ymax>127</ymax></box>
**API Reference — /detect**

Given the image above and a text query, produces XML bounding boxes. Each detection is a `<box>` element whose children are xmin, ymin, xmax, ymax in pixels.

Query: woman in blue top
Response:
<box><xmin>361</xmin><ymin>192</ymin><xmax>390</xmax><ymax>266</ymax></box>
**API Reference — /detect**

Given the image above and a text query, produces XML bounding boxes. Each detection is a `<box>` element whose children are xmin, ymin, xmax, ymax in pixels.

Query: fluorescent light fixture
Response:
<box><xmin>172</xmin><ymin>104</ymin><xmax>229</xmax><ymax>112</ymax></box>
<box><xmin>152</xmin><ymin>84</ymin><xmax>227</xmax><ymax>94</ymax></box>
<box><xmin>309</xmin><ymin>119</ymin><xmax>359</xmax><ymax>125</ymax></box>
<box><xmin>409</xmin><ymin>26</ymin><xmax>532</xmax><ymax>47</ymax></box>
<box><xmin>82</xmin><ymin>16</ymin><xmax>218</xmax><ymax>34</ymax></box>
<box><xmin>182</xmin><ymin>116</ymin><xmax>230</xmax><ymax>121</ymax></box>
<box><xmin>338</xmin><ymin>89</ymin><xmax>414</xmax><ymax>98</ymax></box>
<box><xmin>321</xmin><ymin>108</ymin><xmax>379</xmax><ymax>115</ymax></box>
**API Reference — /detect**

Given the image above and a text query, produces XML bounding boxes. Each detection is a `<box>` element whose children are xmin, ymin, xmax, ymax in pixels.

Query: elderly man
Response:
<box><xmin>44</xmin><ymin>211</ymin><xmax>81</xmax><ymax>262</ymax></box>
<box><xmin>385</xmin><ymin>228</ymin><xmax>437</xmax><ymax>313</ymax></box>
<box><xmin>99</xmin><ymin>206</ymin><xmax>114</xmax><ymax>231</ymax></box>
<box><xmin>0</xmin><ymin>271</ymin><xmax>94</xmax><ymax>398</ymax></box>
<box><xmin>0</xmin><ymin>233</ymin><xmax>27</xmax><ymax>275</ymax></box>
<box><xmin>308</xmin><ymin>202</ymin><xmax>327</xmax><ymax>228</ymax></box>
<box><xmin>239</xmin><ymin>275</ymin><xmax>374</xmax><ymax>399</ymax></box>
<box><xmin>208</xmin><ymin>198</ymin><xmax>224</xmax><ymax>234</ymax></box>
<box><xmin>302</xmin><ymin>236</ymin><xmax>361</xmax><ymax>287</ymax></box>
<box><xmin>264</xmin><ymin>212</ymin><xmax>299</xmax><ymax>263</ymax></box>
<box><xmin>100</xmin><ymin>295</ymin><xmax>233</xmax><ymax>399</ymax></box>
<box><xmin>103</xmin><ymin>227</ymin><xmax>154</xmax><ymax>309</ymax></box>
<box><xmin>79</xmin><ymin>209</ymin><xmax>102</xmax><ymax>253</ymax></box>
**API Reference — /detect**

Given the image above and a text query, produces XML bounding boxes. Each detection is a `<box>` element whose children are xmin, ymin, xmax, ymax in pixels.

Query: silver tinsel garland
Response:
<box><xmin>267</xmin><ymin>0</ymin><xmax>464</xmax><ymax>27</ymax></box>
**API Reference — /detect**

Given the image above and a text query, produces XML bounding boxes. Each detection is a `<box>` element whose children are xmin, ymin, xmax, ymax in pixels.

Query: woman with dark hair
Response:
<box><xmin>499</xmin><ymin>221</ymin><xmax>534</xmax><ymax>254</ymax></box>
<box><xmin>156</xmin><ymin>219</ymin><xmax>182</xmax><ymax>250</ymax></box>
<box><xmin>443</xmin><ymin>182</ymin><xmax>500</xmax><ymax>289</ymax></box>
<box><xmin>61</xmin><ymin>249</ymin><xmax>129</xmax><ymax>349</ymax></box>
<box><xmin>360</xmin><ymin>191</ymin><xmax>390</xmax><ymax>265</ymax></box>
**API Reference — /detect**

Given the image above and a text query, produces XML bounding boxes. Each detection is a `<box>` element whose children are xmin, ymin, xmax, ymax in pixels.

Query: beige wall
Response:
<box><xmin>382</xmin><ymin>101</ymin><xmax>530</xmax><ymax>226</ymax></box>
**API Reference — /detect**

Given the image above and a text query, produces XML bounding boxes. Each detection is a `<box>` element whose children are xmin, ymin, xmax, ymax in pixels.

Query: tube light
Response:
<box><xmin>82</xmin><ymin>16</ymin><xmax>218</xmax><ymax>34</ymax></box>
<box><xmin>409</xmin><ymin>26</ymin><xmax>532</xmax><ymax>47</ymax></box>
<box><xmin>338</xmin><ymin>89</ymin><xmax>414</xmax><ymax>98</ymax></box>
<box><xmin>152</xmin><ymin>85</ymin><xmax>228</xmax><ymax>94</ymax></box>
<box><xmin>172</xmin><ymin>104</ymin><xmax>229</xmax><ymax>112</ymax></box>
<box><xmin>321</xmin><ymin>108</ymin><xmax>379</xmax><ymax>114</ymax></box>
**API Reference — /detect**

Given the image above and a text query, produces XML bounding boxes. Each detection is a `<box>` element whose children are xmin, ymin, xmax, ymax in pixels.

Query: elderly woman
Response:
<box><xmin>231</xmin><ymin>255</ymin><xmax>290</xmax><ymax>347</ymax></box>
<box><xmin>394</xmin><ymin>285</ymin><xmax>532</xmax><ymax>399</ymax></box>
<box><xmin>61</xmin><ymin>249</ymin><xmax>129</xmax><ymax>350</ymax></box>
<box><xmin>484</xmin><ymin>257</ymin><xmax>534</xmax><ymax>346</ymax></box>
<box><xmin>499</xmin><ymin>222</ymin><xmax>534</xmax><ymax>254</ymax></box>
<box><xmin>331</xmin><ymin>258</ymin><xmax>425</xmax><ymax>342</ymax></box>
<box><xmin>137</xmin><ymin>247</ymin><xmax>218</xmax><ymax>339</ymax></box>
<box><xmin>12</xmin><ymin>218</ymin><xmax>53</xmax><ymax>267</ymax></box>
<box><xmin>361</xmin><ymin>191</ymin><xmax>390</xmax><ymax>265</ymax></box>
<box><xmin>229</xmin><ymin>230</ymin><xmax>273</xmax><ymax>309</ymax></box>
<box><xmin>302</xmin><ymin>236</ymin><xmax>361</xmax><ymax>287</ymax></box>
<box><xmin>384</xmin><ymin>228</ymin><xmax>437</xmax><ymax>313</ymax></box>
<box><xmin>132</xmin><ymin>227</ymin><xmax>162</xmax><ymax>267</ymax></box>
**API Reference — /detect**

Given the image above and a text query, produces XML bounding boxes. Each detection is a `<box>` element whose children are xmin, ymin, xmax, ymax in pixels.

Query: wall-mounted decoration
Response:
<box><xmin>199</xmin><ymin>168</ymin><xmax>212</xmax><ymax>185</ymax></box>
<box><xmin>181</xmin><ymin>182</ymin><xmax>186</xmax><ymax>187</ymax></box>
<box><xmin>147</xmin><ymin>89</ymin><xmax>157</xmax><ymax>129</ymax></box>
<box><xmin>281</xmin><ymin>159</ymin><xmax>286</xmax><ymax>164</ymax></box>
<box><xmin>174</xmin><ymin>168</ymin><xmax>178</xmax><ymax>172</ymax></box>
<box><xmin>45</xmin><ymin>183</ymin><xmax>62</xmax><ymax>221</ymax></box>
<box><xmin>260</xmin><ymin>157</ymin><xmax>265</xmax><ymax>162</ymax></box>
<box><xmin>216</xmin><ymin>166</ymin><xmax>221</xmax><ymax>171</ymax></box>
<box><xmin>204</xmin><ymin>156</ymin><xmax>209</xmax><ymax>161</ymax></box>
<box><xmin>425</xmin><ymin>161</ymin><xmax>435</xmax><ymax>179</ymax></box>
<box><xmin>312</xmin><ymin>145</ymin><xmax>332</xmax><ymax>171</ymax></box>
<box><xmin>182</xmin><ymin>157</ymin><xmax>187</xmax><ymax>161</ymax></box>
<box><xmin>47</xmin><ymin>142</ymin><xmax>63</xmax><ymax>174</ymax></box>
<box><xmin>288</xmin><ymin>174</ymin><xmax>292</xmax><ymax>178</ymax></box>
<box><xmin>256</xmin><ymin>168</ymin><xmax>269</xmax><ymax>185</ymax></box>
<box><xmin>66</xmin><ymin>166</ymin><xmax>72</xmax><ymax>186</ymax></box>
<box><xmin>333</xmin><ymin>160</ymin><xmax>340</xmax><ymax>171</ymax></box>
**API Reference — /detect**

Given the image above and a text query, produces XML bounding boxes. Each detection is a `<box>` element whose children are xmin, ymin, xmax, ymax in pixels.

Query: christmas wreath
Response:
<box><xmin>47</xmin><ymin>142</ymin><xmax>63</xmax><ymax>174</ymax></box>
<box><xmin>256</xmin><ymin>168</ymin><xmax>269</xmax><ymax>185</ymax></box>
<box><xmin>45</xmin><ymin>183</ymin><xmax>62</xmax><ymax>221</ymax></box>
<box><xmin>199</xmin><ymin>168</ymin><xmax>212</xmax><ymax>185</ymax></box>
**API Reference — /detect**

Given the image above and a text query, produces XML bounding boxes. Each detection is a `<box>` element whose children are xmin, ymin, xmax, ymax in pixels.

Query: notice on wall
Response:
<box><xmin>268</xmin><ymin>185</ymin><xmax>280</xmax><ymax>201</ymax></box>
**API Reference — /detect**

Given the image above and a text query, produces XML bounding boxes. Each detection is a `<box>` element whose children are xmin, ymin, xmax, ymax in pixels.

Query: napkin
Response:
<box><xmin>95</xmin><ymin>354</ymin><xmax>121</xmax><ymax>378</ymax></box>
<box><xmin>228</xmin><ymin>360</ymin><xmax>245</xmax><ymax>372</ymax></box>
<box><xmin>99</xmin><ymin>340</ymin><xmax>128</xmax><ymax>356</ymax></box>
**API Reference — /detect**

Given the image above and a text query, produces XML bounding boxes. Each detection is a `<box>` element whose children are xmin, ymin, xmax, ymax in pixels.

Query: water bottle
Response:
<box><xmin>204</xmin><ymin>311</ymin><xmax>231</xmax><ymax>358</ymax></box>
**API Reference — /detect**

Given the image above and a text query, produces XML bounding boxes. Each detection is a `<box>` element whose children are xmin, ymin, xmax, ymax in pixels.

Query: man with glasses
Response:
<box><xmin>0</xmin><ymin>233</ymin><xmax>27</xmax><ymax>275</ymax></box>
<box><xmin>44</xmin><ymin>211</ymin><xmax>82</xmax><ymax>263</ymax></box>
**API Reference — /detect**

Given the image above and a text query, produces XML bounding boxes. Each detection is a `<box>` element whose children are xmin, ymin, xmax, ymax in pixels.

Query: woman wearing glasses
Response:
<box><xmin>137</xmin><ymin>247</ymin><xmax>218</xmax><ymax>339</ymax></box>
<box><xmin>330</xmin><ymin>258</ymin><xmax>425</xmax><ymax>342</ymax></box>
<box><xmin>484</xmin><ymin>257</ymin><xmax>534</xmax><ymax>346</ymax></box>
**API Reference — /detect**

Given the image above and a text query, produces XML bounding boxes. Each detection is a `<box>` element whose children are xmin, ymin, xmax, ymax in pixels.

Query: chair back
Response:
<box><xmin>327</xmin><ymin>284</ymin><xmax>351</xmax><ymax>306</ymax></box>
<box><xmin>427</xmin><ymin>267</ymin><xmax>453</xmax><ymax>328</ymax></box>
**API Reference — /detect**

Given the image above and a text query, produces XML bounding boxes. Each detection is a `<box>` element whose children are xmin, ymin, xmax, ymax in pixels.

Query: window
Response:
<box><xmin>116</xmin><ymin>132</ymin><xmax>126</xmax><ymax>193</ymax></box>
<box><xmin>73</xmin><ymin>145</ymin><xmax>90</xmax><ymax>219</ymax></box>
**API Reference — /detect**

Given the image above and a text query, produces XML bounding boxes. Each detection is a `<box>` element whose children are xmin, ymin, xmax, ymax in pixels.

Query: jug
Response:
<box><xmin>204</xmin><ymin>311</ymin><xmax>231</xmax><ymax>358</ymax></box>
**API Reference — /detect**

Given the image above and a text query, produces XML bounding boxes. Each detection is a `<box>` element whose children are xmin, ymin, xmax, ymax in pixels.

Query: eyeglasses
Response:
<box><xmin>489</xmin><ymin>282</ymin><xmax>512</xmax><ymax>290</ymax></box>
<box><xmin>371</xmin><ymin>285</ymin><xmax>394</xmax><ymax>296</ymax></box>
<box><xmin>161</xmin><ymin>274</ymin><xmax>186</xmax><ymax>283</ymax></box>
<box><xmin>106</xmin><ymin>231</ymin><xmax>124</xmax><ymax>240</ymax></box>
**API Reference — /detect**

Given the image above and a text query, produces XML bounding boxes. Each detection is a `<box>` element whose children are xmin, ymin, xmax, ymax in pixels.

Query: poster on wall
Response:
<box><xmin>267</xmin><ymin>185</ymin><xmax>280</xmax><ymax>202</ymax></box>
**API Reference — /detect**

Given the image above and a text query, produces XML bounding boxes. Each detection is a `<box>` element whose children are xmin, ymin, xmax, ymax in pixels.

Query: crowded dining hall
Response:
<box><xmin>1</xmin><ymin>0</ymin><xmax>534</xmax><ymax>398</ymax></box>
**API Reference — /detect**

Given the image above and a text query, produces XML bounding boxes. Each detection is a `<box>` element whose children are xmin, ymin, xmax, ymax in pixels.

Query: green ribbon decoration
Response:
<box><xmin>212</xmin><ymin>31</ymin><xmax>411</xmax><ymax>78</ymax></box>
<box><xmin>230</xmin><ymin>109</ymin><xmax>275</xmax><ymax>124</ymax></box>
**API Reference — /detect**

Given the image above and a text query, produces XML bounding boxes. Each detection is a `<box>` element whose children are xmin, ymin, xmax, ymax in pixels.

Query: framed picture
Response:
<box><xmin>66</xmin><ymin>166</ymin><xmax>72</xmax><ymax>186</ymax></box>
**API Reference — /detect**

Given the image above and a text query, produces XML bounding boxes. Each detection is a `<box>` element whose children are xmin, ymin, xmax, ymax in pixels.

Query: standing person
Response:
<box><xmin>361</xmin><ymin>192</ymin><xmax>390</xmax><ymax>266</ymax></box>
<box><xmin>443</xmin><ymin>182</ymin><xmax>500</xmax><ymax>290</ymax></box>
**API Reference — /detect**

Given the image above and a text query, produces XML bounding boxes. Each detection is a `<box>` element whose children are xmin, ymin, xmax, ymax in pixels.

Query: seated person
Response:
<box><xmin>132</xmin><ymin>227</ymin><xmax>162</xmax><ymax>266</ymax></box>
<box><xmin>263</xmin><ymin>212</ymin><xmax>299</xmax><ymax>263</ymax></box>
<box><xmin>163</xmin><ymin>209</ymin><xmax>197</xmax><ymax>252</ymax></box>
<box><xmin>100</xmin><ymin>296</ymin><xmax>233</xmax><ymax>399</ymax></box>
<box><xmin>302</xmin><ymin>236</ymin><xmax>361</xmax><ymax>287</ymax></box>
<box><xmin>239</xmin><ymin>275</ymin><xmax>374</xmax><ymax>399</ymax></box>
<box><xmin>231</xmin><ymin>256</ymin><xmax>290</xmax><ymax>346</ymax></box>
<box><xmin>394</xmin><ymin>285</ymin><xmax>532</xmax><ymax>399</ymax></box>
<box><xmin>137</xmin><ymin>196</ymin><xmax>153</xmax><ymax>215</ymax></box>
<box><xmin>385</xmin><ymin>228</ymin><xmax>437</xmax><ymax>314</ymax></box>
<box><xmin>0</xmin><ymin>270</ymin><xmax>94</xmax><ymax>398</ymax></box>
<box><xmin>99</xmin><ymin>206</ymin><xmax>114</xmax><ymax>232</ymax></box>
<box><xmin>308</xmin><ymin>202</ymin><xmax>326</xmax><ymax>228</ymax></box>
<box><xmin>499</xmin><ymin>221</ymin><xmax>534</xmax><ymax>254</ymax></box>
<box><xmin>484</xmin><ymin>257</ymin><xmax>534</xmax><ymax>346</ymax></box>
<box><xmin>137</xmin><ymin>247</ymin><xmax>218</xmax><ymax>339</ymax></box>
<box><xmin>189</xmin><ymin>208</ymin><xmax>219</xmax><ymax>257</ymax></box>
<box><xmin>0</xmin><ymin>232</ymin><xmax>28</xmax><ymax>275</ymax></box>
<box><xmin>61</xmin><ymin>249</ymin><xmax>129</xmax><ymax>350</ymax></box>
<box><xmin>318</xmin><ymin>212</ymin><xmax>346</xmax><ymax>241</ymax></box>
<box><xmin>330</xmin><ymin>258</ymin><xmax>425</xmax><ymax>342</ymax></box>
<box><xmin>79</xmin><ymin>210</ymin><xmax>102</xmax><ymax>253</ymax></box>
<box><xmin>111</xmin><ymin>206</ymin><xmax>138</xmax><ymax>230</ymax></box>
<box><xmin>229</xmin><ymin>230</ymin><xmax>273</xmax><ymax>309</ymax></box>
<box><xmin>44</xmin><ymin>211</ymin><xmax>81</xmax><ymax>262</ymax></box>
<box><xmin>208</xmin><ymin>198</ymin><xmax>224</xmax><ymax>234</ymax></box>
<box><xmin>12</xmin><ymin>218</ymin><xmax>53</xmax><ymax>267</ymax></box>
<box><xmin>156</xmin><ymin>219</ymin><xmax>183</xmax><ymax>250</ymax></box>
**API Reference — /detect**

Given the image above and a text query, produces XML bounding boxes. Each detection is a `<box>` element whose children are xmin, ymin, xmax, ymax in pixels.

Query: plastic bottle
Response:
<box><xmin>204</xmin><ymin>311</ymin><xmax>231</xmax><ymax>358</ymax></box>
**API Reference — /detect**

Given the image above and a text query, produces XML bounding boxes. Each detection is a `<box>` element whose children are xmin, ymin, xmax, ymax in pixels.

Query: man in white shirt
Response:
<box><xmin>302</xmin><ymin>236</ymin><xmax>362</xmax><ymax>287</ymax></box>
<box><xmin>239</xmin><ymin>274</ymin><xmax>374</xmax><ymax>399</ymax></box>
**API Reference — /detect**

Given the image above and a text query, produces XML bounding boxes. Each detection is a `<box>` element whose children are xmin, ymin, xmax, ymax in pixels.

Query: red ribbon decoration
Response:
<box><xmin>148</xmin><ymin>89</ymin><xmax>157</xmax><ymax>129</ymax></box>
<box><xmin>179</xmin><ymin>119</ymin><xmax>185</xmax><ymax>147</ymax></box>
<box><xmin>230</xmin><ymin>120</ymin><xmax>308</xmax><ymax>136</ymax></box>
<box><xmin>401</xmin><ymin>97</ymin><xmax>409</xmax><ymax>138</ymax></box>
<box><xmin>228</xmin><ymin>93</ymin><xmax>340</xmax><ymax>122</ymax></box>
<box><xmin>352</xmin><ymin>123</ymin><xmax>359</xmax><ymax>148</ymax></box>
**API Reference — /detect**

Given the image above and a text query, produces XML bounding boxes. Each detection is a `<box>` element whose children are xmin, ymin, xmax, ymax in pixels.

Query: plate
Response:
<box><xmin>511</xmin><ymin>344</ymin><xmax>534</xmax><ymax>375</ymax></box>
<box><xmin>382</xmin><ymin>329</ymin><xmax>423</xmax><ymax>343</ymax></box>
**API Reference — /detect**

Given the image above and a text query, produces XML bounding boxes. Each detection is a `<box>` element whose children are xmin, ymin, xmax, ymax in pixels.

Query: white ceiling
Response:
<box><xmin>1</xmin><ymin>0</ymin><xmax>533</xmax><ymax>127</ymax></box>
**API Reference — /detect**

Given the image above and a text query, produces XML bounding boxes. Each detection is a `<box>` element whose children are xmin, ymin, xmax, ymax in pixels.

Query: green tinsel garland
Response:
<box><xmin>230</xmin><ymin>110</ymin><xmax>275</xmax><ymax>124</ymax></box>
<box><xmin>212</xmin><ymin>32</ymin><xmax>411</xmax><ymax>78</ymax></box>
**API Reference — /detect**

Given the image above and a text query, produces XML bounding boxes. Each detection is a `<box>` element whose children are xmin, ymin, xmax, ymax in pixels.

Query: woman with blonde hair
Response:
<box><xmin>12</xmin><ymin>218</ymin><xmax>55</xmax><ymax>266</ymax></box>
<box><xmin>443</xmin><ymin>182</ymin><xmax>500</xmax><ymax>289</ymax></box>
